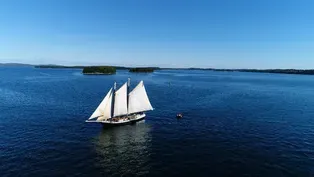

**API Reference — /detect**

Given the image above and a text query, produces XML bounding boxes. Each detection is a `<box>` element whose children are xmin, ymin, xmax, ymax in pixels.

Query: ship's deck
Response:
<box><xmin>86</xmin><ymin>113</ymin><xmax>146</xmax><ymax>124</ymax></box>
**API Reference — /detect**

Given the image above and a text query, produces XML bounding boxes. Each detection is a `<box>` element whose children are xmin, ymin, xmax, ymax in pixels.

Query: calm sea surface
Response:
<box><xmin>1</xmin><ymin>67</ymin><xmax>314</xmax><ymax>177</ymax></box>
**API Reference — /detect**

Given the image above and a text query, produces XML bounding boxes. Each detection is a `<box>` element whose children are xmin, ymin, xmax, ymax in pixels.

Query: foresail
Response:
<box><xmin>89</xmin><ymin>88</ymin><xmax>113</xmax><ymax>120</ymax></box>
<box><xmin>96</xmin><ymin>91</ymin><xmax>112</xmax><ymax>121</ymax></box>
<box><xmin>128</xmin><ymin>81</ymin><xmax>153</xmax><ymax>114</ymax></box>
<box><xmin>113</xmin><ymin>83</ymin><xmax>128</xmax><ymax>117</ymax></box>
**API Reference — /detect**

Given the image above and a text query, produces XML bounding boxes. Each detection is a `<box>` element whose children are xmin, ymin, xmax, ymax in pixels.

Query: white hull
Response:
<box><xmin>86</xmin><ymin>113</ymin><xmax>146</xmax><ymax>125</ymax></box>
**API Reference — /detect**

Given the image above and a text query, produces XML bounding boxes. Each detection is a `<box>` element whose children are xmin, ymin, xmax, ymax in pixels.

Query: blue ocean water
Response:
<box><xmin>1</xmin><ymin>67</ymin><xmax>314</xmax><ymax>177</ymax></box>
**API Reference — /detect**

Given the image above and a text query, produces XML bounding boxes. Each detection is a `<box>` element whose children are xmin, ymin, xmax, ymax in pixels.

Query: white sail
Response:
<box><xmin>113</xmin><ymin>83</ymin><xmax>128</xmax><ymax>117</ymax></box>
<box><xmin>89</xmin><ymin>88</ymin><xmax>113</xmax><ymax>120</ymax></box>
<box><xmin>128</xmin><ymin>81</ymin><xmax>153</xmax><ymax>114</ymax></box>
<box><xmin>96</xmin><ymin>91</ymin><xmax>113</xmax><ymax>121</ymax></box>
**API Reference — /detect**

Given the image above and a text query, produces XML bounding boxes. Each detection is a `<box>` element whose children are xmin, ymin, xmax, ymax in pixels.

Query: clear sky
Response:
<box><xmin>0</xmin><ymin>0</ymin><xmax>313</xmax><ymax>68</ymax></box>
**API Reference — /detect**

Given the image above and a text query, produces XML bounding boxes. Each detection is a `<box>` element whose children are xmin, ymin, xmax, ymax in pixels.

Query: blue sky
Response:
<box><xmin>0</xmin><ymin>0</ymin><xmax>313</xmax><ymax>68</ymax></box>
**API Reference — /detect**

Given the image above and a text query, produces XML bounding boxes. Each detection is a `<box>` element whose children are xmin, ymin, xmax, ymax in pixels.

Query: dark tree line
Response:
<box><xmin>129</xmin><ymin>67</ymin><xmax>156</xmax><ymax>73</ymax></box>
<box><xmin>83</xmin><ymin>66</ymin><xmax>116</xmax><ymax>74</ymax></box>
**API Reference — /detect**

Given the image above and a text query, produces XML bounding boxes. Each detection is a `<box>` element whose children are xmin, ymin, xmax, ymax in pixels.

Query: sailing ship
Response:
<box><xmin>86</xmin><ymin>79</ymin><xmax>153</xmax><ymax>126</ymax></box>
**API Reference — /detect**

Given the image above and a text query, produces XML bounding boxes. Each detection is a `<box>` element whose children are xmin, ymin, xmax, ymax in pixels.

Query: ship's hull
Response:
<box><xmin>86</xmin><ymin>113</ymin><xmax>146</xmax><ymax>127</ymax></box>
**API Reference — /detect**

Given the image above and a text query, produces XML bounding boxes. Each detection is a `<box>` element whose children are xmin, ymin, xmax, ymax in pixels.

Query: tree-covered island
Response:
<box><xmin>82</xmin><ymin>66</ymin><xmax>116</xmax><ymax>75</ymax></box>
<box><xmin>129</xmin><ymin>67</ymin><xmax>157</xmax><ymax>73</ymax></box>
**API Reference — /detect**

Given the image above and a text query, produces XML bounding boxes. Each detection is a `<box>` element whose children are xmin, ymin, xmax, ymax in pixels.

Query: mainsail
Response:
<box><xmin>113</xmin><ymin>82</ymin><xmax>128</xmax><ymax>117</ymax></box>
<box><xmin>128</xmin><ymin>81</ymin><xmax>153</xmax><ymax>114</ymax></box>
<box><xmin>89</xmin><ymin>88</ymin><xmax>113</xmax><ymax>120</ymax></box>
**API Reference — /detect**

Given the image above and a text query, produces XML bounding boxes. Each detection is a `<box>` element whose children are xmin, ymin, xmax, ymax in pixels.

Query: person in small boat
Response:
<box><xmin>176</xmin><ymin>113</ymin><xmax>183</xmax><ymax>118</ymax></box>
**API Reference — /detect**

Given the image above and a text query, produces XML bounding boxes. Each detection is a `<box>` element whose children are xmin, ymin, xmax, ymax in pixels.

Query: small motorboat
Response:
<box><xmin>176</xmin><ymin>113</ymin><xmax>183</xmax><ymax>119</ymax></box>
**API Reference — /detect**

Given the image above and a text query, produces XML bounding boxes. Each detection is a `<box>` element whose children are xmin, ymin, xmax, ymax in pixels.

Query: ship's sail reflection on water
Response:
<box><xmin>93</xmin><ymin>121</ymin><xmax>152</xmax><ymax>176</ymax></box>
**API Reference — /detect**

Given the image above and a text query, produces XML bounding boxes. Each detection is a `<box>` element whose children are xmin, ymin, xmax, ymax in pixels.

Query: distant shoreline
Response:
<box><xmin>208</xmin><ymin>69</ymin><xmax>314</xmax><ymax>75</ymax></box>
<box><xmin>2</xmin><ymin>63</ymin><xmax>314</xmax><ymax>76</ymax></box>
<box><xmin>129</xmin><ymin>67</ymin><xmax>155</xmax><ymax>73</ymax></box>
